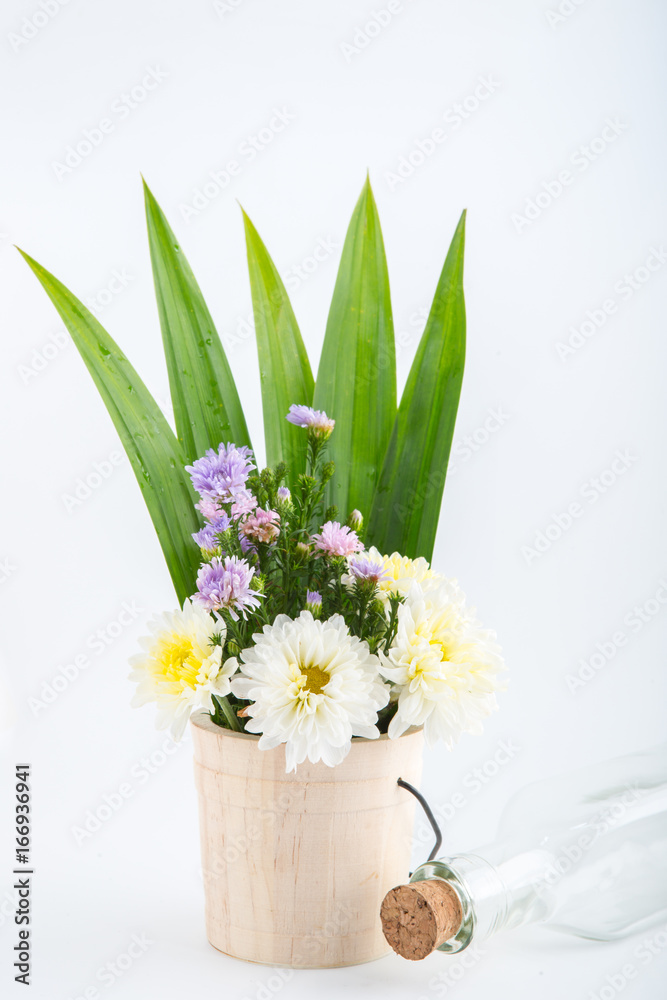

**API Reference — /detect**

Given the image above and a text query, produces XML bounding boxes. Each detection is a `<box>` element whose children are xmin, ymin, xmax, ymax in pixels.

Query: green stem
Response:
<box><xmin>358</xmin><ymin>591</ymin><xmax>369</xmax><ymax>638</ymax></box>
<box><xmin>383</xmin><ymin>598</ymin><xmax>400</xmax><ymax>653</ymax></box>
<box><xmin>214</xmin><ymin>695</ymin><xmax>242</xmax><ymax>732</ymax></box>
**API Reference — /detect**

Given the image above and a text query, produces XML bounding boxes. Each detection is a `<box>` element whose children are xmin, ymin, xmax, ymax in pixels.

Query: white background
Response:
<box><xmin>1</xmin><ymin>0</ymin><xmax>666</xmax><ymax>997</ymax></box>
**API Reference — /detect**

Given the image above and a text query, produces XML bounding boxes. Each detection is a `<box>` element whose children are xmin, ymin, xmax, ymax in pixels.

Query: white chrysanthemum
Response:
<box><xmin>229</xmin><ymin>611</ymin><xmax>390</xmax><ymax>772</ymax></box>
<box><xmin>350</xmin><ymin>547</ymin><xmax>443</xmax><ymax>606</ymax></box>
<box><xmin>379</xmin><ymin>582</ymin><xmax>505</xmax><ymax>748</ymax></box>
<box><xmin>129</xmin><ymin>599</ymin><xmax>236</xmax><ymax>741</ymax></box>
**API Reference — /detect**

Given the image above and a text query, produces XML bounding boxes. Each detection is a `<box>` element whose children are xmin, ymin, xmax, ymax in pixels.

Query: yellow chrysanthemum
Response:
<box><xmin>129</xmin><ymin>599</ymin><xmax>235</xmax><ymax>740</ymax></box>
<box><xmin>379</xmin><ymin>582</ymin><xmax>506</xmax><ymax>748</ymax></box>
<box><xmin>365</xmin><ymin>546</ymin><xmax>443</xmax><ymax>605</ymax></box>
<box><xmin>230</xmin><ymin>611</ymin><xmax>389</xmax><ymax>772</ymax></box>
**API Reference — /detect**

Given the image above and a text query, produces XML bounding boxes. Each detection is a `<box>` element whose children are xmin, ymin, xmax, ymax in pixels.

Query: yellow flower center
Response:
<box><xmin>300</xmin><ymin>664</ymin><xmax>330</xmax><ymax>695</ymax></box>
<box><xmin>404</xmin><ymin>628</ymin><xmax>453</xmax><ymax>683</ymax></box>
<box><xmin>429</xmin><ymin>637</ymin><xmax>451</xmax><ymax>661</ymax></box>
<box><xmin>155</xmin><ymin>634</ymin><xmax>199</xmax><ymax>686</ymax></box>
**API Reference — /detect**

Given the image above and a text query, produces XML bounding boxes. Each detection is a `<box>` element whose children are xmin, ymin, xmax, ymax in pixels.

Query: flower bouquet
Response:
<box><xmin>21</xmin><ymin>178</ymin><xmax>505</xmax><ymax>966</ymax></box>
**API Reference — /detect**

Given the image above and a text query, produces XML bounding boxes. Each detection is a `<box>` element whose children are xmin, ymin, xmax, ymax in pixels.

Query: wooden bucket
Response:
<box><xmin>190</xmin><ymin>711</ymin><xmax>423</xmax><ymax>967</ymax></box>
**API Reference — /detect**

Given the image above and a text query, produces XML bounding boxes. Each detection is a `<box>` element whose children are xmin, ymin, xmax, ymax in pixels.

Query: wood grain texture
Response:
<box><xmin>190</xmin><ymin>712</ymin><xmax>424</xmax><ymax>967</ymax></box>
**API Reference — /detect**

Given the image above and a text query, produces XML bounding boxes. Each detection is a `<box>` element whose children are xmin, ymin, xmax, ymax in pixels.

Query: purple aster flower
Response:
<box><xmin>286</xmin><ymin>405</ymin><xmax>335</xmax><ymax>438</ymax></box>
<box><xmin>311</xmin><ymin>521</ymin><xmax>363</xmax><ymax>557</ymax></box>
<box><xmin>193</xmin><ymin>556</ymin><xmax>262</xmax><ymax>620</ymax></box>
<box><xmin>186</xmin><ymin>443</ymin><xmax>255</xmax><ymax>501</ymax></box>
<box><xmin>306</xmin><ymin>590</ymin><xmax>322</xmax><ymax>618</ymax></box>
<box><xmin>348</xmin><ymin>554</ymin><xmax>388</xmax><ymax>584</ymax></box>
<box><xmin>239</xmin><ymin>531</ymin><xmax>257</xmax><ymax>556</ymax></box>
<box><xmin>241</xmin><ymin>508</ymin><xmax>280</xmax><ymax>544</ymax></box>
<box><xmin>230</xmin><ymin>490</ymin><xmax>258</xmax><ymax>521</ymax></box>
<box><xmin>276</xmin><ymin>486</ymin><xmax>291</xmax><ymax>502</ymax></box>
<box><xmin>192</xmin><ymin>514</ymin><xmax>230</xmax><ymax>552</ymax></box>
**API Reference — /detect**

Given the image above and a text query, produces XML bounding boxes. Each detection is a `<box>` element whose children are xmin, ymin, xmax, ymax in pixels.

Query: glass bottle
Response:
<box><xmin>387</xmin><ymin>744</ymin><xmax>667</xmax><ymax>956</ymax></box>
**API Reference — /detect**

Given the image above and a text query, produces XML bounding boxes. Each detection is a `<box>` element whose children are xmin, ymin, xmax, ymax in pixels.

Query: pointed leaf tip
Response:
<box><xmin>16</xmin><ymin>246</ymin><xmax>35</xmax><ymax>266</ymax></box>
<box><xmin>144</xmin><ymin>188</ymin><xmax>252</xmax><ymax>461</ymax></box>
<box><xmin>367</xmin><ymin>210</ymin><xmax>466</xmax><ymax>559</ymax></box>
<box><xmin>21</xmin><ymin>253</ymin><xmax>201</xmax><ymax>602</ymax></box>
<box><xmin>313</xmin><ymin>178</ymin><xmax>396</xmax><ymax>517</ymax></box>
<box><xmin>244</xmin><ymin>216</ymin><xmax>313</xmax><ymax>478</ymax></box>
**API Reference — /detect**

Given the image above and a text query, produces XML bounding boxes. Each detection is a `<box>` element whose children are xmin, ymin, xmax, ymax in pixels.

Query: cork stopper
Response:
<box><xmin>380</xmin><ymin>879</ymin><xmax>463</xmax><ymax>960</ymax></box>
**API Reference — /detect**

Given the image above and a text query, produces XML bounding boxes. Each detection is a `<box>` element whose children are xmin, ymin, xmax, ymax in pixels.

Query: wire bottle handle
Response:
<box><xmin>397</xmin><ymin>777</ymin><xmax>443</xmax><ymax>863</ymax></box>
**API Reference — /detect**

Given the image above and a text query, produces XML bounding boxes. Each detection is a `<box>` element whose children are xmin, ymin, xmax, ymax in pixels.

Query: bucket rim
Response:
<box><xmin>190</xmin><ymin>709</ymin><xmax>422</xmax><ymax>743</ymax></box>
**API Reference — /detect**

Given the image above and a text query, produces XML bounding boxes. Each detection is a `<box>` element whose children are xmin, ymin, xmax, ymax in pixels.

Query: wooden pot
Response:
<box><xmin>190</xmin><ymin>711</ymin><xmax>423</xmax><ymax>968</ymax></box>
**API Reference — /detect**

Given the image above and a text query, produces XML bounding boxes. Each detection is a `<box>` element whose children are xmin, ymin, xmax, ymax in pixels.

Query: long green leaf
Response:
<box><xmin>242</xmin><ymin>209</ymin><xmax>314</xmax><ymax>478</ymax></box>
<box><xmin>143</xmin><ymin>180</ymin><xmax>252</xmax><ymax>463</ymax></box>
<box><xmin>313</xmin><ymin>177</ymin><xmax>396</xmax><ymax>518</ymax></box>
<box><xmin>367</xmin><ymin>210</ymin><xmax>466</xmax><ymax>560</ymax></box>
<box><xmin>19</xmin><ymin>250</ymin><xmax>202</xmax><ymax>604</ymax></box>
